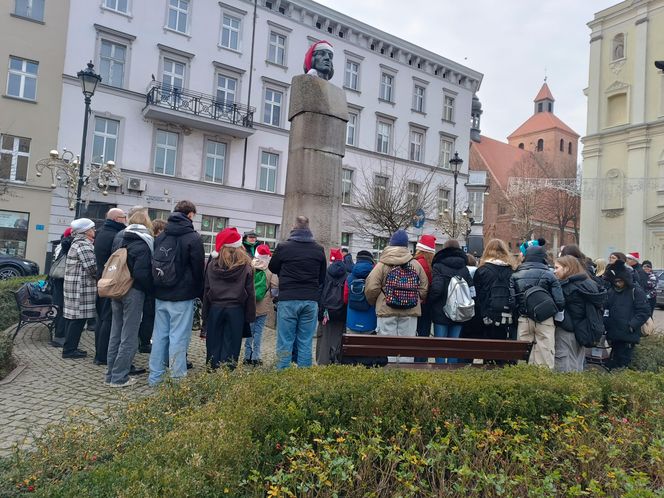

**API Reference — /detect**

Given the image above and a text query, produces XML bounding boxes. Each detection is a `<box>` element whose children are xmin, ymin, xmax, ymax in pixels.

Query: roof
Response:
<box><xmin>534</xmin><ymin>82</ymin><xmax>554</xmax><ymax>102</ymax></box>
<box><xmin>507</xmin><ymin>112</ymin><xmax>580</xmax><ymax>140</ymax></box>
<box><xmin>471</xmin><ymin>135</ymin><xmax>531</xmax><ymax>191</ymax></box>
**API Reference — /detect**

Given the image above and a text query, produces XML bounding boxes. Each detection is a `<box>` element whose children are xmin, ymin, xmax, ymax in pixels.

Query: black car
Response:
<box><xmin>0</xmin><ymin>254</ymin><xmax>40</xmax><ymax>279</ymax></box>
<box><xmin>654</xmin><ymin>270</ymin><xmax>664</xmax><ymax>309</ymax></box>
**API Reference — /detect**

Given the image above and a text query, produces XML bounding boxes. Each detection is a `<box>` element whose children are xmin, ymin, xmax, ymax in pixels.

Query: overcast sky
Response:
<box><xmin>317</xmin><ymin>0</ymin><xmax>618</xmax><ymax>147</ymax></box>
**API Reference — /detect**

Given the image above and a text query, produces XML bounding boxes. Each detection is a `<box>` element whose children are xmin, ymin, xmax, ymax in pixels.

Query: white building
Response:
<box><xmin>51</xmin><ymin>0</ymin><xmax>483</xmax><ymax>256</ymax></box>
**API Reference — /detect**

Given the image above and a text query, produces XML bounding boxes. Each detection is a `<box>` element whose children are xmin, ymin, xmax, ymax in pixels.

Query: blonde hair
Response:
<box><xmin>594</xmin><ymin>258</ymin><xmax>607</xmax><ymax>277</ymax></box>
<box><xmin>128</xmin><ymin>210</ymin><xmax>153</xmax><ymax>234</ymax></box>
<box><xmin>414</xmin><ymin>249</ymin><xmax>433</xmax><ymax>267</ymax></box>
<box><xmin>218</xmin><ymin>246</ymin><xmax>252</xmax><ymax>271</ymax></box>
<box><xmin>555</xmin><ymin>255</ymin><xmax>588</xmax><ymax>280</ymax></box>
<box><xmin>479</xmin><ymin>239</ymin><xmax>514</xmax><ymax>269</ymax></box>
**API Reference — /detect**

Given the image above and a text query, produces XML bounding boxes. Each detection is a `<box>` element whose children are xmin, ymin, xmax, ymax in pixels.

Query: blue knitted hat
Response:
<box><xmin>389</xmin><ymin>229</ymin><xmax>409</xmax><ymax>247</ymax></box>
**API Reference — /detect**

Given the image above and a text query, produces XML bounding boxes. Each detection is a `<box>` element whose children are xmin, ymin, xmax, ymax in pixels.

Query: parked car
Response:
<box><xmin>0</xmin><ymin>254</ymin><xmax>40</xmax><ymax>280</ymax></box>
<box><xmin>655</xmin><ymin>273</ymin><xmax>664</xmax><ymax>309</ymax></box>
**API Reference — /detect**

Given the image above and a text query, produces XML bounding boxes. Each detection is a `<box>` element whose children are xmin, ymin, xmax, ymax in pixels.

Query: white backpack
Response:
<box><xmin>443</xmin><ymin>276</ymin><xmax>475</xmax><ymax>322</ymax></box>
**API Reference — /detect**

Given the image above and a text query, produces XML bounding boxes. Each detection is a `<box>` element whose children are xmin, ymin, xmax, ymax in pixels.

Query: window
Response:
<box><xmin>6</xmin><ymin>57</ymin><xmax>38</xmax><ymax>100</ymax></box>
<box><xmin>376</xmin><ymin>120</ymin><xmax>392</xmax><ymax>154</ymax></box>
<box><xmin>379</xmin><ymin>73</ymin><xmax>394</xmax><ymax>101</ymax></box>
<box><xmin>409</xmin><ymin>130</ymin><xmax>424</xmax><ymax>162</ymax></box>
<box><xmin>92</xmin><ymin>117</ymin><xmax>119</xmax><ymax>164</ymax></box>
<box><xmin>518</xmin><ymin>143</ymin><xmax>524</xmax><ymax>149</ymax></box>
<box><xmin>559</xmin><ymin>139</ymin><xmax>564</xmax><ymax>152</ymax></box>
<box><xmin>468</xmin><ymin>191</ymin><xmax>484</xmax><ymax>223</ymax></box>
<box><xmin>256</xmin><ymin>222</ymin><xmax>279</xmax><ymax>248</ymax></box>
<box><xmin>99</xmin><ymin>40</ymin><xmax>126</xmax><ymax>88</ymax></box>
<box><xmin>407</xmin><ymin>182</ymin><xmax>420</xmax><ymax>210</ymax></box>
<box><xmin>154</xmin><ymin>130</ymin><xmax>178</xmax><ymax>176</ymax></box>
<box><xmin>412</xmin><ymin>85</ymin><xmax>425</xmax><ymax>112</ymax></box>
<box><xmin>162</xmin><ymin>58</ymin><xmax>185</xmax><ymax>91</ymax></box>
<box><xmin>259</xmin><ymin>151</ymin><xmax>278</xmax><ymax>192</ymax></box>
<box><xmin>374</xmin><ymin>174</ymin><xmax>388</xmax><ymax>202</ymax></box>
<box><xmin>548</xmin><ymin>102</ymin><xmax>552</xmax><ymax>112</ymax></box>
<box><xmin>216</xmin><ymin>74</ymin><xmax>237</xmax><ymax>105</ymax></box>
<box><xmin>341</xmin><ymin>232</ymin><xmax>352</xmax><ymax>248</ymax></box>
<box><xmin>373</xmin><ymin>236</ymin><xmax>388</xmax><ymax>254</ymax></box>
<box><xmin>103</xmin><ymin>0</ymin><xmax>128</xmax><ymax>14</ymax></box>
<box><xmin>268</xmin><ymin>32</ymin><xmax>287</xmax><ymax>65</ymax></box>
<box><xmin>437</xmin><ymin>189</ymin><xmax>449</xmax><ymax>215</ymax></box>
<box><xmin>341</xmin><ymin>168</ymin><xmax>353</xmax><ymax>205</ymax></box>
<box><xmin>443</xmin><ymin>95</ymin><xmax>455</xmax><ymax>122</ymax></box>
<box><xmin>439</xmin><ymin>137</ymin><xmax>454</xmax><ymax>168</ymax></box>
<box><xmin>167</xmin><ymin>0</ymin><xmax>189</xmax><ymax>34</ymax></box>
<box><xmin>568</xmin><ymin>142</ymin><xmax>573</xmax><ymax>155</ymax></box>
<box><xmin>344</xmin><ymin>60</ymin><xmax>359</xmax><ymax>90</ymax></box>
<box><xmin>263</xmin><ymin>88</ymin><xmax>283</xmax><ymax>127</ymax></box>
<box><xmin>200</xmin><ymin>215</ymin><xmax>229</xmax><ymax>254</ymax></box>
<box><xmin>537</xmin><ymin>102</ymin><xmax>543</xmax><ymax>113</ymax></box>
<box><xmin>220</xmin><ymin>14</ymin><xmax>241</xmax><ymax>50</ymax></box>
<box><xmin>148</xmin><ymin>208</ymin><xmax>170</xmax><ymax>221</ymax></box>
<box><xmin>205</xmin><ymin>140</ymin><xmax>226</xmax><ymax>183</ymax></box>
<box><xmin>537</xmin><ymin>138</ymin><xmax>544</xmax><ymax>152</ymax></box>
<box><xmin>346</xmin><ymin>111</ymin><xmax>358</xmax><ymax>146</ymax></box>
<box><xmin>498</xmin><ymin>204</ymin><xmax>507</xmax><ymax>216</ymax></box>
<box><xmin>14</xmin><ymin>0</ymin><xmax>44</xmax><ymax>21</ymax></box>
<box><xmin>612</xmin><ymin>33</ymin><xmax>625</xmax><ymax>61</ymax></box>
<box><xmin>0</xmin><ymin>135</ymin><xmax>30</xmax><ymax>182</ymax></box>
<box><xmin>0</xmin><ymin>210</ymin><xmax>30</xmax><ymax>257</ymax></box>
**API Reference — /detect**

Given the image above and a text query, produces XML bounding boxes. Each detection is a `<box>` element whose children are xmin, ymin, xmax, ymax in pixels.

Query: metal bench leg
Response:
<box><xmin>12</xmin><ymin>320</ymin><xmax>25</xmax><ymax>341</ymax></box>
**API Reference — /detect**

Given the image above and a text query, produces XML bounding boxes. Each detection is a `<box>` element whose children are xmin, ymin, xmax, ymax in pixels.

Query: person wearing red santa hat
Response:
<box><xmin>243</xmin><ymin>243</ymin><xmax>275</xmax><ymax>366</ymax></box>
<box><xmin>303</xmin><ymin>40</ymin><xmax>334</xmax><ymax>80</ymax></box>
<box><xmin>625</xmin><ymin>251</ymin><xmax>649</xmax><ymax>290</ymax></box>
<box><xmin>202</xmin><ymin>227</ymin><xmax>256</xmax><ymax>368</ymax></box>
<box><xmin>413</xmin><ymin>235</ymin><xmax>436</xmax><ymax>362</ymax></box>
<box><xmin>316</xmin><ymin>248</ymin><xmax>347</xmax><ymax>365</ymax></box>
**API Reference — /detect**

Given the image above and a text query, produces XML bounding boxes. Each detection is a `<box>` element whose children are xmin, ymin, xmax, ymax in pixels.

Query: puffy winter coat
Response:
<box><xmin>429</xmin><ymin>246</ymin><xmax>474</xmax><ymax>325</ymax></box>
<box><xmin>344</xmin><ymin>259</ymin><xmax>377</xmax><ymax>332</ymax></box>
<box><xmin>554</xmin><ymin>273</ymin><xmax>606</xmax><ymax>340</ymax></box>
<box><xmin>365</xmin><ymin>246</ymin><xmax>428</xmax><ymax>317</ymax></box>
<box><xmin>604</xmin><ymin>284</ymin><xmax>650</xmax><ymax>343</ymax></box>
<box><xmin>510</xmin><ymin>247</ymin><xmax>564</xmax><ymax>318</ymax></box>
<box><xmin>474</xmin><ymin>260</ymin><xmax>513</xmax><ymax>323</ymax></box>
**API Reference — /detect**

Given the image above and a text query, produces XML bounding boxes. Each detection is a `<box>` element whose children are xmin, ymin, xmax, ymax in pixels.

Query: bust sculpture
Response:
<box><xmin>303</xmin><ymin>40</ymin><xmax>334</xmax><ymax>80</ymax></box>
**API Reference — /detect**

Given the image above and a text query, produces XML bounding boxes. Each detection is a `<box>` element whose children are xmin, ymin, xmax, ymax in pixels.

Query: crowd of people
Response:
<box><xmin>46</xmin><ymin>203</ymin><xmax>656</xmax><ymax>384</ymax></box>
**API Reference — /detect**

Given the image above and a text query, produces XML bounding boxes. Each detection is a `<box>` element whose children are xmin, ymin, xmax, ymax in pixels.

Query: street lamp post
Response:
<box><xmin>449</xmin><ymin>152</ymin><xmax>463</xmax><ymax>237</ymax></box>
<box><xmin>75</xmin><ymin>61</ymin><xmax>102</xmax><ymax>218</ymax></box>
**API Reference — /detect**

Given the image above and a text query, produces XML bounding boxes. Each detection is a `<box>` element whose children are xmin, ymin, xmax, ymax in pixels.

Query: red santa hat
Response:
<box><xmin>303</xmin><ymin>40</ymin><xmax>334</xmax><ymax>74</ymax></box>
<box><xmin>256</xmin><ymin>244</ymin><xmax>272</xmax><ymax>256</ymax></box>
<box><xmin>329</xmin><ymin>248</ymin><xmax>343</xmax><ymax>262</ymax></box>
<box><xmin>215</xmin><ymin>227</ymin><xmax>242</xmax><ymax>251</ymax></box>
<box><xmin>416</xmin><ymin>234</ymin><xmax>436</xmax><ymax>254</ymax></box>
<box><xmin>626</xmin><ymin>252</ymin><xmax>640</xmax><ymax>261</ymax></box>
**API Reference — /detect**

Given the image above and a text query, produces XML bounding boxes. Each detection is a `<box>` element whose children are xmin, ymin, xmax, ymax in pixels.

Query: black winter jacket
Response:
<box><xmin>632</xmin><ymin>263</ymin><xmax>649</xmax><ymax>291</ymax></box>
<box><xmin>94</xmin><ymin>219</ymin><xmax>125</xmax><ymax>279</ymax></box>
<box><xmin>554</xmin><ymin>273</ymin><xmax>606</xmax><ymax>336</ymax></box>
<box><xmin>429</xmin><ymin>247</ymin><xmax>473</xmax><ymax>325</ymax></box>
<box><xmin>474</xmin><ymin>261</ymin><xmax>513</xmax><ymax>322</ymax></box>
<box><xmin>319</xmin><ymin>260</ymin><xmax>347</xmax><ymax>321</ymax></box>
<box><xmin>268</xmin><ymin>228</ymin><xmax>326</xmax><ymax>302</ymax></box>
<box><xmin>510</xmin><ymin>260</ymin><xmax>565</xmax><ymax>318</ymax></box>
<box><xmin>153</xmin><ymin>212</ymin><xmax>205</xmax><ymax>302</ymax></box>
<box><xmin>604</xmin><ymin>284</ymin><xmax>650</xmax><ymax>343</ymax></box>
<box><xmin>119</xmin><ymin>231</ymin><xmax>153</xmax><ymax>294</ymax></box>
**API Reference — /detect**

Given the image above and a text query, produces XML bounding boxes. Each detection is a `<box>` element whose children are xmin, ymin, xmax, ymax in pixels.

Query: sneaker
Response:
<box><xmin>129</xmin><ymin>366</ymin><xmax>147</xmax><ymax>376</ymax></box>
<box><xmin>62</xmin><ymin>349</ymin><xmax>88</xmax><ymax>359</ymax></box>
<box><xmin>109</xmin><ymin>377</ymin><xmax>138</xmax><ymax>388</ymax></box>
<box><xmin>242</xmin><ymin>358</ymin><xmax>252</xmax><ymax>366</ymax></box>
<box><xmin>186</xmin><ymin>361</ymin><xmax>193</xmax><ymax>370</ymax></box>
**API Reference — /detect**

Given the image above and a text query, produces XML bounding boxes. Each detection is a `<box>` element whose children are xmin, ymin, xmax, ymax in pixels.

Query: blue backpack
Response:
<box><xmin>348</xmin><ymin>277</ymin><xmax>370</xmax><ymax>311</ymax></box>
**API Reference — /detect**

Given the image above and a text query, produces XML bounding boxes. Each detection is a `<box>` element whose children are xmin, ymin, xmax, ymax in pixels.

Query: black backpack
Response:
<box><xmin>152</xmin><ymin>235</ymin><xmax>180</xmax><ymax>287</ymax></box>
<box><xmin>321</xmin><ymin>275</ymin><xmax>345</xmax><ymax>319</ymax></box>
<box><xmin>523</xmin><ymin>284</ymin><xmax>558</xmax><ymax>322</ymax></box>
<box><xmin>486</xmin><ymin>273</ymin><xmax>512</xmax><ymax>318</ymax></box>
<box><xmin>574</xmin><ymin>297</ymin><xmax>606</xmax><ymax>347</ymax></box>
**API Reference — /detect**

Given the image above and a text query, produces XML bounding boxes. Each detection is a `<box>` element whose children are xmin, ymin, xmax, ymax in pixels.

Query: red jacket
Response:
<box><xmin>414</xmin><ymin>254</ymin><xmax>433</xmax><ymax>304</ymax></box>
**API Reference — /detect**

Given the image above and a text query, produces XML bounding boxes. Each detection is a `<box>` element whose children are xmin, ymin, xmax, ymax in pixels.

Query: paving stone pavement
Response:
<box><xmin>0</xmin><ymin>323</ymin><xmax>280</xmax><ymax>457</ymax></box>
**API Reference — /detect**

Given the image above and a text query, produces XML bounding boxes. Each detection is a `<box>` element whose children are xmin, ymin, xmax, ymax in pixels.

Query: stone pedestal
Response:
<box><xmin>281</xmin><ymin>74</ymin><xmax>348</xmax><ymax>252</ymax></box>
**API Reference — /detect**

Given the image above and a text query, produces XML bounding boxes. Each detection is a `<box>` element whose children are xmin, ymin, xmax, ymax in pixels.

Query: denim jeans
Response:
<box><xmin>433</xmin><ymin>323</ymin><xmax>462</xmax><ymax>364</ymax></box>
<box><xmin>107</xmin><ymin>288</ymin><xmax>145</xmax><ymax>384</ymax></box>
<box><xmin>276</xmin><ymin>300</ymin><xmax>318</xmax><ymax>369</ymax></box>
<box><xmin>245</xmin><ymin>314</ymin><xmax>267</xmax><ymax>361</ymax></box>
<box><xmin>148</xmin><ymin>299</ymin><xmax>195</xmax><ymax>386</ymax></box>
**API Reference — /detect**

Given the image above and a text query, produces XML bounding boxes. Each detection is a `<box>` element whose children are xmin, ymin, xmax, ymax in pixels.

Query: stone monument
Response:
<box><xmin>281</xmin><ymin>41</ymin><xmax>349</xmax><ymax>252</ymax></box>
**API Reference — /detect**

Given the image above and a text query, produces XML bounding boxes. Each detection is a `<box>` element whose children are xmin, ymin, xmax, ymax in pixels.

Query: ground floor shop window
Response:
<box><xmin>0</xmin><ymin>210</ymin><xmax>29</xmax><ymax>257</ymax></box>
<box><xmin>256</xmin><ymin>222</ymin><xmax>279</xmax><ymax>248</ymax></box>
<box><xmin>200</xmin><ymin>215</ymin><xmax>228</xmax><ymax>254</ymax></box>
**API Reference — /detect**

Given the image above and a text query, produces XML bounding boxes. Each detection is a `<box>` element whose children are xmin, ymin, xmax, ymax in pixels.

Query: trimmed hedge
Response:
<box><xmin>0</xmin><ymin>330</ymin><xmax>15</xmax><ymax>380</ymax></box>
<box><xmin>631</xmin><ymin>334</ymin><xmax>664</xmax><ymax>372</ymax></box>
<box><xmin>1</xmin><ymin>365</ymin><xmax>663</xmax><ymax>497</ymax></box>
<box><xmin>0</xmin><ymin>275</ymin><xmax>44</xmax><ymax>333</ymax></box>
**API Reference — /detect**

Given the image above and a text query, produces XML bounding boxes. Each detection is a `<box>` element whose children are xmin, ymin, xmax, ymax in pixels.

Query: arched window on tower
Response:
<box><xmin>612</xmin><ymin>33</ymin><xmax>625</xmax><ymax>61</ymax></box>
<box><xmin>537</xmin><ymin>139</ymin><xmax>544</xmax><ymax>152</ymax></box>
<box><xmin>559</xmin><ymin>139</ymin><xmax>564</xmax><ymax>152</ymax></box>
<box><xmin>548</xmin><ymin>102</ymin><xmax>552</xmax><ymax>112</ymax></box>
<box><xmin>568</xmin><ymin>142</ymin><xmax>572</xmax><ymax>155</ymax></box>
<box><xmin>537</xmin><ymin>102</ymin><xmax>543</xmax><ymax>113</ymax></box>
<box><xmin>518</xmin><ymin>143</ymin><xmax>524</xmax><ymax>149</ymax></box>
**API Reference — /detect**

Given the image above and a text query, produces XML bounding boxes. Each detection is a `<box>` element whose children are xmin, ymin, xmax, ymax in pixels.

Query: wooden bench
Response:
<box><xmin>341</xmin><ymin>334</ymin><xmax>533</xmax><ymax>369</ymax></box>
<box><xmin>10</xmin><ymin>284</ymin><xmax>59</xmax><ymax>341</ymax></box>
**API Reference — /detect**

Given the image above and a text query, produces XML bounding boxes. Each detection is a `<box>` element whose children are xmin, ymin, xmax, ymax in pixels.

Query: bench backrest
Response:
<box><xmin>14</xmin><ymin>285</ymin><xmax>31</xmax><ymax>306</ymax></box>
<box><xmin>342</xmin><ymin>334</ymin><xmax>532</xmax><ymax>362</ymax></box>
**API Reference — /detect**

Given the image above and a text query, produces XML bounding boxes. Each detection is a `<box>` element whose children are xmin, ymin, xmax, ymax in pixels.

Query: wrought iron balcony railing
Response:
<box><xmin>145</xmin><ymin>83</ymin><xmax>255</xmax><ymax>129</ymax></box>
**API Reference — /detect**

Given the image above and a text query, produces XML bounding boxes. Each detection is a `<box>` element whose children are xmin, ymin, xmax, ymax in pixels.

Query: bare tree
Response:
<box><xmin>346</xmin><ymin>158</ymin><xmax>440</xmax><ymax>239</ymax></box>
<box><xmin>505</xmin><ymin>155</ymin><xmax>548</xmax><ymax>241</ymax></box>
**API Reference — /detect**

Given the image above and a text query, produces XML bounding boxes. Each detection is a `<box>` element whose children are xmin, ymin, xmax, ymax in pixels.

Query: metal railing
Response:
<box><xmin>145</xmin><ymin>83</ymin><xmax>255</xmax><ymax>129</ymax></box>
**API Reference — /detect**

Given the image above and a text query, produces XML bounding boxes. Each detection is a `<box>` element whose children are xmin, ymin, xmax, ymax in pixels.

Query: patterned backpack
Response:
<box><xmin>383</xmin><ymin>262</ymin><xmax>420</xmax><ymax>309</ymax></box>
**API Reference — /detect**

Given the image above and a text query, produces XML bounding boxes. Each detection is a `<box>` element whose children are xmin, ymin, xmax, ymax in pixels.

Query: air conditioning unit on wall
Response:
<box><xmin>127</xmin><ymin>177</ymin><xmax>147</xmax><ymax>192</ymax></box>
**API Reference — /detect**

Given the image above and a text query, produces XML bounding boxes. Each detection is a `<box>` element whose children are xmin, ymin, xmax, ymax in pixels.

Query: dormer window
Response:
<box><xmin>612</xmin><ymin>33</ymin><xmax>625</xmax><ymax>61</ymax></box>
<box><xmin>537</xmin><ymin>139</ymin><xmax>544</xmax><ymax>152</ymax></box>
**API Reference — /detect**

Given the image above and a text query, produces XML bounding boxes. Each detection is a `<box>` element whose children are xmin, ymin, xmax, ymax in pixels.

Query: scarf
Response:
<box><xmin>288</xmin><ymin>228</ymin><xmax>314</xmax><ymax>242</ymax></box>
<box><xmin>125</xmin><ymin>224</ymin><xmax>154</xmax><ymax>254</ymax></box>
<box><xmin>252</xmin><ymin>255</ymin><xmax>270</xmax><ymax>271</ymax></box>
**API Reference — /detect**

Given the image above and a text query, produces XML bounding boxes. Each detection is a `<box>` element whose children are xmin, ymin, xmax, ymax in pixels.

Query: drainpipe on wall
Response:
<box><xmin>241</xmin><ymin>0</ymin><xmax>258</xmax><ymax>188</ymax></box>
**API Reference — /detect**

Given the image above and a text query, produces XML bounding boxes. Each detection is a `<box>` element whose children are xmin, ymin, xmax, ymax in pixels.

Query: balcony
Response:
<box><xmin>143</xmin><ymin>83</ymin><xmax>255</xmax><ymax>138</ymax></box>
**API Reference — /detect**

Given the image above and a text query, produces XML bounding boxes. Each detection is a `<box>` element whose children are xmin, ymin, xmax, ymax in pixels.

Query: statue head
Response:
<box><xmin>303</xmin><ymin>40</ymin><xmax>334</xmax><ymax>80</ymax></box>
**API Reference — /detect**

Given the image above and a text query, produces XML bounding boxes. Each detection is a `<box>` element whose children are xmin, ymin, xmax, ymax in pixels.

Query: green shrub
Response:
<box><xmin>631</xmin><ymin>335</ymin><xmax>664</xmax><ymax>372</ymax></box>
<box><xmin>0</xmin><ymin>275</ymin><xmax>45</xmax><ymax>333</ymax></box>
<box><xmin>1</xmin><ymin>366</ymin><xmax>663</xmax><ymax>497</ymax></box>
<box><xmin>0</xmin><ymin>331</ymin><xmax>16</xmax><ymax>380</ymax></box>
